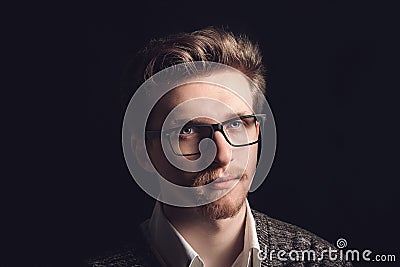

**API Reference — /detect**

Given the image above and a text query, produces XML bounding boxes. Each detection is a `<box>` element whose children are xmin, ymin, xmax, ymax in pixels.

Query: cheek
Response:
<box><xmin>147</xmin><ymin>142</ymin><xmax>170</xmax><ymax>174</ymax></box>
<box><xmin>147</xmin><ymin>141</ymin><xmax>194</xmax><ymax>185</ymax></box>
<box><xmin>236</xmin><ymin>144</ymin><xmax>258</xmax><ymax>166</ymax></box>
<box><xmin>246</xmin><ymin>146</ymin><xmax>259</xmax><ymax>173</ymax></box>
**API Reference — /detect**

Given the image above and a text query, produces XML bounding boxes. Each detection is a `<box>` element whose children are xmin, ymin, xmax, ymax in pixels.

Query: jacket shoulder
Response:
<box><xmin>85</xmin><ymin>231</ymin><xmax>161</xmax><ymax>267</ymax></box>
<box><xmin>86</xmin><ymin>247</ymin><xmax>151</xmax><ymax>267</ymax></box>
<box><xmin>252</xmin><ymin>209</ymin><xmax>333</xmax><ymax>249</ymax></box>
<box><xmin>252</xmin><ymin>209</ymin><xmax>352</xmax><ymax>266</ymax></box>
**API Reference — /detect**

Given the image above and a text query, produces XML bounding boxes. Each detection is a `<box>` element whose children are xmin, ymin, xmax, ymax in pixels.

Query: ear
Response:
<box><xmin>255</xmin><ymin>120</ymin><xmax>260</xmax><ymax>136</ymax></box>
<box><xmin>131</xmin><ymin>133</ymin><xmax>154</xmax><ymax>173</ymax></box>
<box><xmin>256</xmin><ymin>121</ymin><xmax>261</xmax><ymax>164</ymax></box>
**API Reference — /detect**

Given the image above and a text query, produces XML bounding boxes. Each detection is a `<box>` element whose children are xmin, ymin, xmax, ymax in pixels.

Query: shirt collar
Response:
<box><xmin>143</xmin><ymin>201</ymin><xmax>193</xmax><ymax>267</ymax></box>
<box><xmin>232</xmin><ymin>199</ymin><xmax>260</xmax><ymax>267</ymax></box>
<box><xmin>142</xmin><ymin>199</ymin><xmax>260</xmax><ymax>267</ymax></box>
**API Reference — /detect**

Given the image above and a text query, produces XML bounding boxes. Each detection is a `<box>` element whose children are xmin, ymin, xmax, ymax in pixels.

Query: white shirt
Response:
<box><xmin>141</xmin><ymin>199</ymin><xmax>261</xmax><ymax>267</ymax></box>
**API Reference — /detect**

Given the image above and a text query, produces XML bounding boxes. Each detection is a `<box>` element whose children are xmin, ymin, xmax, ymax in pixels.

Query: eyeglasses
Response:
<box><xmin>146</xmin><ymin>114</ymin><xmax>266</xmax><ymax>156</ymax></box>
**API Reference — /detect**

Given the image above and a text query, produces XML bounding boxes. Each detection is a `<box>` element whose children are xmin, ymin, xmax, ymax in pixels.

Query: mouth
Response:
<box><xmin>209</xmin><ymin>176</ymin><xmax>241</xmax><ymax>190</ymax></box>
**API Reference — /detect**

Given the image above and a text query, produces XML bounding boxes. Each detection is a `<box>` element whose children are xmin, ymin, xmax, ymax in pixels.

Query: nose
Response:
<box><xmin>212</xmin><ymin>131</ymin><xmax>232</xmax><ymax>167</ymax></box>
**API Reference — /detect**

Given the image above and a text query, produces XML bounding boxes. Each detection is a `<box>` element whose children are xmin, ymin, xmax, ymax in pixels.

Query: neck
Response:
<box><xmin>163</xmin><ymin>201</ymin><xmax>247</xmax><ymax>267</ymax></box>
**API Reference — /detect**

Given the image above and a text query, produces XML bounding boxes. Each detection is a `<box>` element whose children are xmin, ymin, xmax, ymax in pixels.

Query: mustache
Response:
<box><xmin>192</xmin><ymin>169</ymin><xmax>219</xmax><ymax>187</ymax></box>
<box><xmin>191</xmin><ymin>166</ymin><xmax>243</xmax><ymax>187</ymax></box>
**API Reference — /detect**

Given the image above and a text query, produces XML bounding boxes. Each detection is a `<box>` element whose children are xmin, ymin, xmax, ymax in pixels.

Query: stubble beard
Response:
<box><xmin>192</xmin><ymin>169</ymin><xmax>249</xmax><ymax>220</ymax></box>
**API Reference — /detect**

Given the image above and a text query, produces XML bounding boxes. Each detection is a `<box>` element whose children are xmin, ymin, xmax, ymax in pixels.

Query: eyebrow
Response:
<box><xmin>170</xmin><ymin>111</ymin><xmax>252</xmax><ymax>126</ymax></box>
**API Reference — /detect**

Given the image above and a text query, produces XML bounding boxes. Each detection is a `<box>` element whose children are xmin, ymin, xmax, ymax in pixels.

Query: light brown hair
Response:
<box><xmin>121</xmin><ymin>26</ymin><xmax>266</xmax><ymax>111</ymax></box>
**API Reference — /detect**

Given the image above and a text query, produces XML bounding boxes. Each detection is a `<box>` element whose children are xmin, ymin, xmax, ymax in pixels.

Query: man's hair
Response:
<box><xmin>120</xmin><ymin>26</ymin><xmax>266</xmax><ymax>111</ymax></box>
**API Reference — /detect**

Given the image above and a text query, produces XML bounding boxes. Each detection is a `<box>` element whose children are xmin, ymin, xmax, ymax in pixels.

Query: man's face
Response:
<box><xmin>145</xmin><ymin>72</ymin><xmax>259</xmax><ymax>219</ymax></box>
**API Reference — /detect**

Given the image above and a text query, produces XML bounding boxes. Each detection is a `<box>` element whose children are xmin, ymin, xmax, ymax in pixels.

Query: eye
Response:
<box><xmin>180</xmin><ymin>127</ymin><xmax>194</xmax><ymax>135</ymax></box>
<box><xmin>228</xmin><ymin>120</ymin><xmax>244</xmax><ymax>129</ymax></box>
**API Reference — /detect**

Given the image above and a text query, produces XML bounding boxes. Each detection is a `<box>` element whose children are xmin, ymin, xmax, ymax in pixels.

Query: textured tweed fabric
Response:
<box><xmin>87</xmin><ymin>210</ymin><xmax>352</xmax><ymax>267</ymax></box>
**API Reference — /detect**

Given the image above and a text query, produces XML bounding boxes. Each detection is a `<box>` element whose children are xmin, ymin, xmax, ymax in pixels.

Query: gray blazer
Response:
<box><xmin>87</xmin><ymin>210</ymin><xmax>352</xmax><ymax>267</ymax></box>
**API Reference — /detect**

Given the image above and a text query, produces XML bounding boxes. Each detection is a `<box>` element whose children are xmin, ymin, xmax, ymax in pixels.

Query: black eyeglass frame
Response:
<box><xmin>145</xmin><ymin>114</ymin><xmax>266</xmax><ymax>156</ymax></box>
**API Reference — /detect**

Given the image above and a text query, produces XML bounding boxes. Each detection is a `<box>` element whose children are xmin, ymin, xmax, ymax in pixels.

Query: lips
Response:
<box><xmin>209</xmin><ymin>176</ymin><xmax>240</xmax><ymax>190</ymax></box>
<box><xmin>202</xmin><ymin>175</ymin><xmax>237</xmax><ymax>185</ymax></box>
<box><xmin>214</xmin><ymin>176</ymin><xmax>238</xmax><ymax>183</ymax></box>
<box><xmin>192</xmin><ymin>170</ymin><xmax>242</xmax><ymax>189</ymax></box>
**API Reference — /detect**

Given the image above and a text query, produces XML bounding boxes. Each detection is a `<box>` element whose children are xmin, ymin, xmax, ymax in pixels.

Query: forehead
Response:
<box><xmin>168</xmin><ymin>83</ymin><xmax>251</xmax><ymax>106</ymax></box>
<box><xmin>166</xmin><ymin>70</ymin><xmax>252</xmax><ymax>107</ymax></box>
<box><xmin>147</xmin><ymin>70</ymin><xmax>254</xmax><ymax>128</ymax></box>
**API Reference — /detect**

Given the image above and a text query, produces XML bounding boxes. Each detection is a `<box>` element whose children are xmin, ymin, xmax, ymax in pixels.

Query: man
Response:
<box><xmin>88</xmin><ymin>27</ymin><xmax>352</xmax><ymax>267</ymax></box>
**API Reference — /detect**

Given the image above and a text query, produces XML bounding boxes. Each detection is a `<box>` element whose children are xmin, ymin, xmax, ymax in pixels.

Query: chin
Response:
<box><xmin>197</xmin><ymin>175</ymin><xmax>249</xmax><ymax>220</ymax></box>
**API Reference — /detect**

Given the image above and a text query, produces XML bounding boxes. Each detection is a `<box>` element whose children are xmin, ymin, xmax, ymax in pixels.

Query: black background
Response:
<box><xmin>15</xmin><ymin>1</ymin><xmax>400</xmax><ymax>266</ymax></box>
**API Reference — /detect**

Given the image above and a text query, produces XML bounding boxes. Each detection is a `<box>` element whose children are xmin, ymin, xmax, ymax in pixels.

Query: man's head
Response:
<box><xmin>124</xmin><ymin>27</ymin><xmax>267</xmax><ymax>220</ymax></box>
